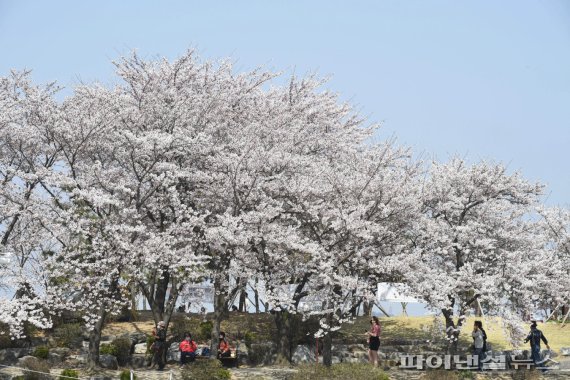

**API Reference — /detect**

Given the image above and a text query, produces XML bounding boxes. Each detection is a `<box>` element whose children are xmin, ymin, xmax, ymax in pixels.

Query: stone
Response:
<box><xmin>292</xmin><ymin>344</ymin><xmax>315</xmax><ymax>364</ymax></box>
<box><xmin>561</xmin><ymin>347</ymin><xmax>570</xmax><ymax>356</ymax></box>
<box><xmin>128</xmin><ymin>355</ymin><xmax>147</xmax><ymax>368</ymax></box>
<box><xmin>67</xmin><ymin>354</ymin><xmax>88</xmax><ymax>366</ymax></box>
<box><xmin>129</xmin><ymin>333</ymin><xmax>147</xmax><ymax>345</ymax></box>
<box><xmin>17</xmin><ymin>355</ymin><xmax>41</xmax><ymax>367</ymax></box>
<box><xmin>0</xmin><ymin>349</ymin><xmax>18</xmax><ymax>365</ymax></box>
<box><xmin>47</xmin><ymin>352</ymin><xmax>63</xmax><ymax>365</ymax></box>
<box><xmin>166</xmin><ymin>342</ymin><xmax>180</xmax><ymax>363</ymax></box>
<box><xmin>98</xmin><ymin>354</ymin><xmax>118</xmax><ymax>370</ymax></box>
<box><xmin>134</xmin><ymin>343</ymin><xmax>147</xmax><ymax>355</ymax></box>
<box><xmin>50</xmin><ymin>347</ymin><xmax>70</xmax><ymax>357</ymax></box>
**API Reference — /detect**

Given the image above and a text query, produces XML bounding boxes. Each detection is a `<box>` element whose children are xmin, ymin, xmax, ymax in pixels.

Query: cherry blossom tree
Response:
<box><xmin>404</xmin><ymin>158</ymin><xmax>546</xmax><ymax>351</ymax></box>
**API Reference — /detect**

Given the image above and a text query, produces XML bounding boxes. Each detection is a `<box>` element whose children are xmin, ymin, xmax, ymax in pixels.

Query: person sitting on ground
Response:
<box><xmin>179</xmin><ymin>332</ymin><xmax>198</xmax><ymax>365</ymax></box>
<box><xmin>217</xmin><ymin>331</ymin><xmax>231</xmax><ymax>359</ymax></box>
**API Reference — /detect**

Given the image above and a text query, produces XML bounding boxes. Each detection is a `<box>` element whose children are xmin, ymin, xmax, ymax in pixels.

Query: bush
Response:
<box><xmin>59</xmin><ymin>369</ymin><xmax>79</xmax><ymax>380</ymax></box>
<box><xmin>22</xmin><ymin>357</ymin><xmax>52</xmax><ymax>380</ymax></box>
<box><xmin>119</xmin><ymin>370</ymin><xmax>136</xmax><ymax>380</ymax></box>
<box><xmin>180</xmin><ymin>359</ymin><xmax>231</xmax><ymax>380</ymax></box>
<box><xmin>244</xmin><ymin>331</ymin><xmax>256</xmax><ymax>348</ymax></box>
<box><xmin>199</xmin><ymin>321</ymin><xmax>213</xmax><ymax>341</ymax></box>
<box><xmin>53</xmin><ymin>323</ymin><xmax>83</xmax><ymax>348</ymax></box>
<box><xmin>421</xmin><ymin>370</ymin><xmax>460</xmax><ymax>380</ymax></box>
<box><xmin>32</xmin><ymin>346</ymin><xmax>49</xmax><ymax>360</ymax></box>
<box><xmin>146</xmin><ymin>335</ymin><xmax>155</xmax><ymax>354</ymax></box>
<box><xmin>291</xmin><ymin>363</ymin><xmax>389</xmax><ymax>380</ymax></box>
<box><xmin>111</xmin><ymin>337</ymin><xmax>132</xmax><ymax>366</ymax></box>
<box><xmin>100</xmin><ymin>343</ymin><xmax>118</xmax><ymax>356</ymax></box>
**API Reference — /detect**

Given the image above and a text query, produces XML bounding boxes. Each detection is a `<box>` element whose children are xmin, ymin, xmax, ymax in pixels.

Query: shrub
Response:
<box><xmin>146</xmin><ymin>335</ymin><xmax>155</xmax><ymax>354</ymax></box>
<box><xmin>22</xmin><ymin>357</ymin><xmax>52</xmax><ymax>380</ymax></box>
<box><xmin>199</xmin><ymin>321</ymin><xmax>213</xmax><ymax>341</ymax></box>
<box><xmin>180</xmin><ymin>359</ymin><xmax>231</xmax><ymax>380</ymax></box>
<box><xmin>100</xmin><ymin>343</ymin><xmax>118</xmax><ymax>356</ymax></box>
<box><xmin>53</xmin><ymin>323</ymin><xmax>83</xmax><ymax>348</ymax></box>
<box><xmin>291</xmin><ymin>363</ymin><xmax>390</xmax><ymax>380</ymax></box>
<box><xmin>111</xmin><ymin>337</ymin><xmax>132</xmax><ymax>366</ymax></box>
<box><xmin>243</xmin><ymin>331</ymin><xmax>256</xmax><ymax>348</ymax></box>
<box><xmin>119</xmin><ymin>370</ymin><xmax>136</xmax><ymax>380</ymax></box>
<box><xmin>32</xmin><ymin>346</ymin><xmax>49</xmax><ymax>360</ymax></box>
<box><xmin>59</xmin><ymin>369</ymin><xmax>79</xmax><ymax>380</ymax></box>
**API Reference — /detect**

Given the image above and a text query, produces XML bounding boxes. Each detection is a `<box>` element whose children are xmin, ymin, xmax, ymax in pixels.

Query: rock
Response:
<box><xmin>0</xmin><ymin>349</ymin><xmax>18</xmax><ymax>365</ymax></box>
<box><xmin>128</xmin><ymin>355</ymin><xmax>147</xmax><ymax>368</ymax></box>
<box><xmin>17</xmin><ymin>355</ymin><xmax>41</xmax><ymax>367</ymax></box>
<box><xmin>129</xmin><ymin>333</ymin><xmax>147</xmax><ymax>345</ymax></box>
<box><xmin>292</xmin><ymin>344</ymin><xmax>315</xmax><ymax>364</ymax></box>
<box><xmin>561</xmin><ymin>347</ymin><xmax>570</xmax><ymax>356</ymax></box>
<box><xmin>50</xmin><ymin>347</ymin><xmax>70</xmax><ymax>357</ymax></box>
<box><xmin>166</xmin><ymin>342</ymin><xmax>180</xmax><ymax>363</ymax></box>
<box><xmin>134</xmin><ymin>343</ymin><xmax>147</xmax><ymax>355</ymax></box>
<box><xmin>66</xmin><ymin>354</ymin><xmax>88</xmax><ymax>367</ymax></box>
<box><xmin>98</xmin><ymin>354</ymin><xmax>118</xmax><ymax>370</ymax></box>
<box><xmin>48</xmin><ymin>352</ymin><xmax>63</xmax><ymax>365</ymax></box>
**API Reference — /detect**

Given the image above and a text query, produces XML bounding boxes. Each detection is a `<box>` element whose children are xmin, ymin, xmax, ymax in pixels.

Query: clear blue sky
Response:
<box><xmin>1</xmin><ymin>0</ymin><xmax>569</xmax><ymax>207</ymax></box>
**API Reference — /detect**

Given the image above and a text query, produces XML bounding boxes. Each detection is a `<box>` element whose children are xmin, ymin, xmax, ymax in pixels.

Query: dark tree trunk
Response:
<box><xmin>210</xmin><ymin>279</ymin><xmax>227</xmax><ymax>354</ymax></box>
<box><xmin>238</xmin><ymin>288</ymin><xmax>247</xmax><ymax>312</ymax></box>
<box><xmin>154</xmin><ymin>269</ymin><xmax>170</xmax><ymax>317</ymax></box>
<box><xmin>273</xmin><ymin>310</ymin><xmax>292</xmax><ymax>363</ymax></box>
<box><xmin>322</xmin><ymin>312</ymin><xmax>335</xmax><ymax>367</ymax></box>
<box><xmin>87</xmin><ymin>307</ymin><xmax>107</xmax><ymax>369</ymax></box>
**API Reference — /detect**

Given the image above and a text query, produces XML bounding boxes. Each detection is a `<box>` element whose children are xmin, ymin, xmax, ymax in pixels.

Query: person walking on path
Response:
<box><xmin>472</xmin><ymin>321</ymin><xmax>487</xmax><ymax>370</ymax></box>
<box><xmin>524</xmin><ymin>321</ymin><xmax>551</xmax><ymax>366</ymax></box>
<box><xmin>365</xmin><ymin>316</ymin><xmax>381</xmax><ymax>367</ymax></box>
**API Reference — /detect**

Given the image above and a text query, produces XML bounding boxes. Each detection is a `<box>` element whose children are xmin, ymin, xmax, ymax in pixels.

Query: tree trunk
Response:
<box><xmin>87</xmin><ymin>306</ymin><xmax>107</xmax><ymax>369</ymax></box>
<box><xmin>442</xmin><ymin>308</ymin><xmax>461</xmax><ymax>355</ymax></box>
<box><xmin>363</xmin><ymin>301</ymin><xmax>371</xmax><ymax>316</ymax></box>
<box><xmin>273</xmin><ymin>310</ymin><xmax>292</xmax><ymax>363</ymax></box>
<box><xmin>210</xmin><ymin>279</ymin><xmax>227</xmax><ymax>354</ymax></box>
<box><xmin>322</xmin><ymin>313</ymin><xmax>334</xmax><ymax>367</ymax></box>
<box><xmin>238</xmin><ymin>288</ymin><xmax>247</xmax><ymax>312</ymax></box>
<box><xmin>154</xmin><ymin>269</ymin><xmax>170</xmax><ymax>317</ymax></box>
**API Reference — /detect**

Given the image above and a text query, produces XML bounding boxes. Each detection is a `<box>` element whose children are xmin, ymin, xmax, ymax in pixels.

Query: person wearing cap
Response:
<box><xmin>153</xmin><ymin>321</ymin><xmax>167</xmax><ymax>370</ymax></box>
<box><xmin>179</xmin><ymin>332</ymin><xmax>198</xmax><ymax>365</ymax></box>
<box><xmin>524</xmin><ymin>321</ymin><xmax>550</xmax><ymax>366</ymax></box>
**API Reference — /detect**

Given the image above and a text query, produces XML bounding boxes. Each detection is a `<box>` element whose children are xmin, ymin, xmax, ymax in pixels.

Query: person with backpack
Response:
<box><xmin>472</xmin><ymin>321</ymin><xmax>487</xmax><ymax>370</ymax></box>
<box><xmin>179</xmin><ymin>332</ymin><xmax>198</xmax><ymax>365</ymax></box>
<box><xmin>524</xmin><ymin>322</ymin><xmax>551</xmax><ymax>366</ymax></box>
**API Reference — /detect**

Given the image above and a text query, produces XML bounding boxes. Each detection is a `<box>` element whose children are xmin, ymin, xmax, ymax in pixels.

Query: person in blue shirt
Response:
<box><xmin>524</xmin><ymin>322</ymin><xmax>551</xmax><ymax>366</ymax></box>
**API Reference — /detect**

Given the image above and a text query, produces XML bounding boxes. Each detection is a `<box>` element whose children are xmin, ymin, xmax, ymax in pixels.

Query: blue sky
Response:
<box><xmin>1</xmin><ymin>0</ymin><xmax>569</xmax><ymax>206</ymax></box>
<box><xmin>1</xmin><ymin>0</ymin><xmax>568</xmax><ymax>316</ymax></box>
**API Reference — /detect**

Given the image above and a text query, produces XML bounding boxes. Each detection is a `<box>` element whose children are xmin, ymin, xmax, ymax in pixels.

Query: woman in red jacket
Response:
<box><xmin>217</xmin><ymin>331</ymin><xmax>231</xmax><ymax>359</ymax></box>
<box><xmin>179</xmin><ymin>332</ymin><xmax>197</xmax><ymax>365</ymax></box>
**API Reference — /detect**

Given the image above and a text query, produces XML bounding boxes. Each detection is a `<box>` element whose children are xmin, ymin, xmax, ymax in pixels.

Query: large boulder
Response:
<box><xmin>134</xmin><ymin>343</ymin><xmax>147</xmax><ymax>355</ymax></box>
<box><xmin>0</xmin><ymin>348</ymin><xmax>31</xmax><ymax>364</ymax></box>
<box><xmin>50</xmin><ymin>347</ymin><xmax>71</xmax><ymax>357</ymax></box>
<box><xmin>98</xmin><ymin>354</ymin><xmax>118</xmax><ymax>370</ymax></box>
<box><xmin>47</xmin><ymin>352</ymin><xmax>64</xmax><ymax>365</ymax></box>
<box><xmin>166</xmin><ymin>342</ymin><xmax>180</xmax><ymax>363</ymax></box>
<box><xmin>129</xmin><ymin>355</ymin><xmax>147</xmax><ymax>369</ymax></box>
<box><xmin>17</xmin><ymin>355</ymin><xmax>41</xmax><ymax>367</ymax></box>
<box><xmin>292</xmin><ymin>345</ymin><xmax>315</xmax><ymax>364</ymax></box>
